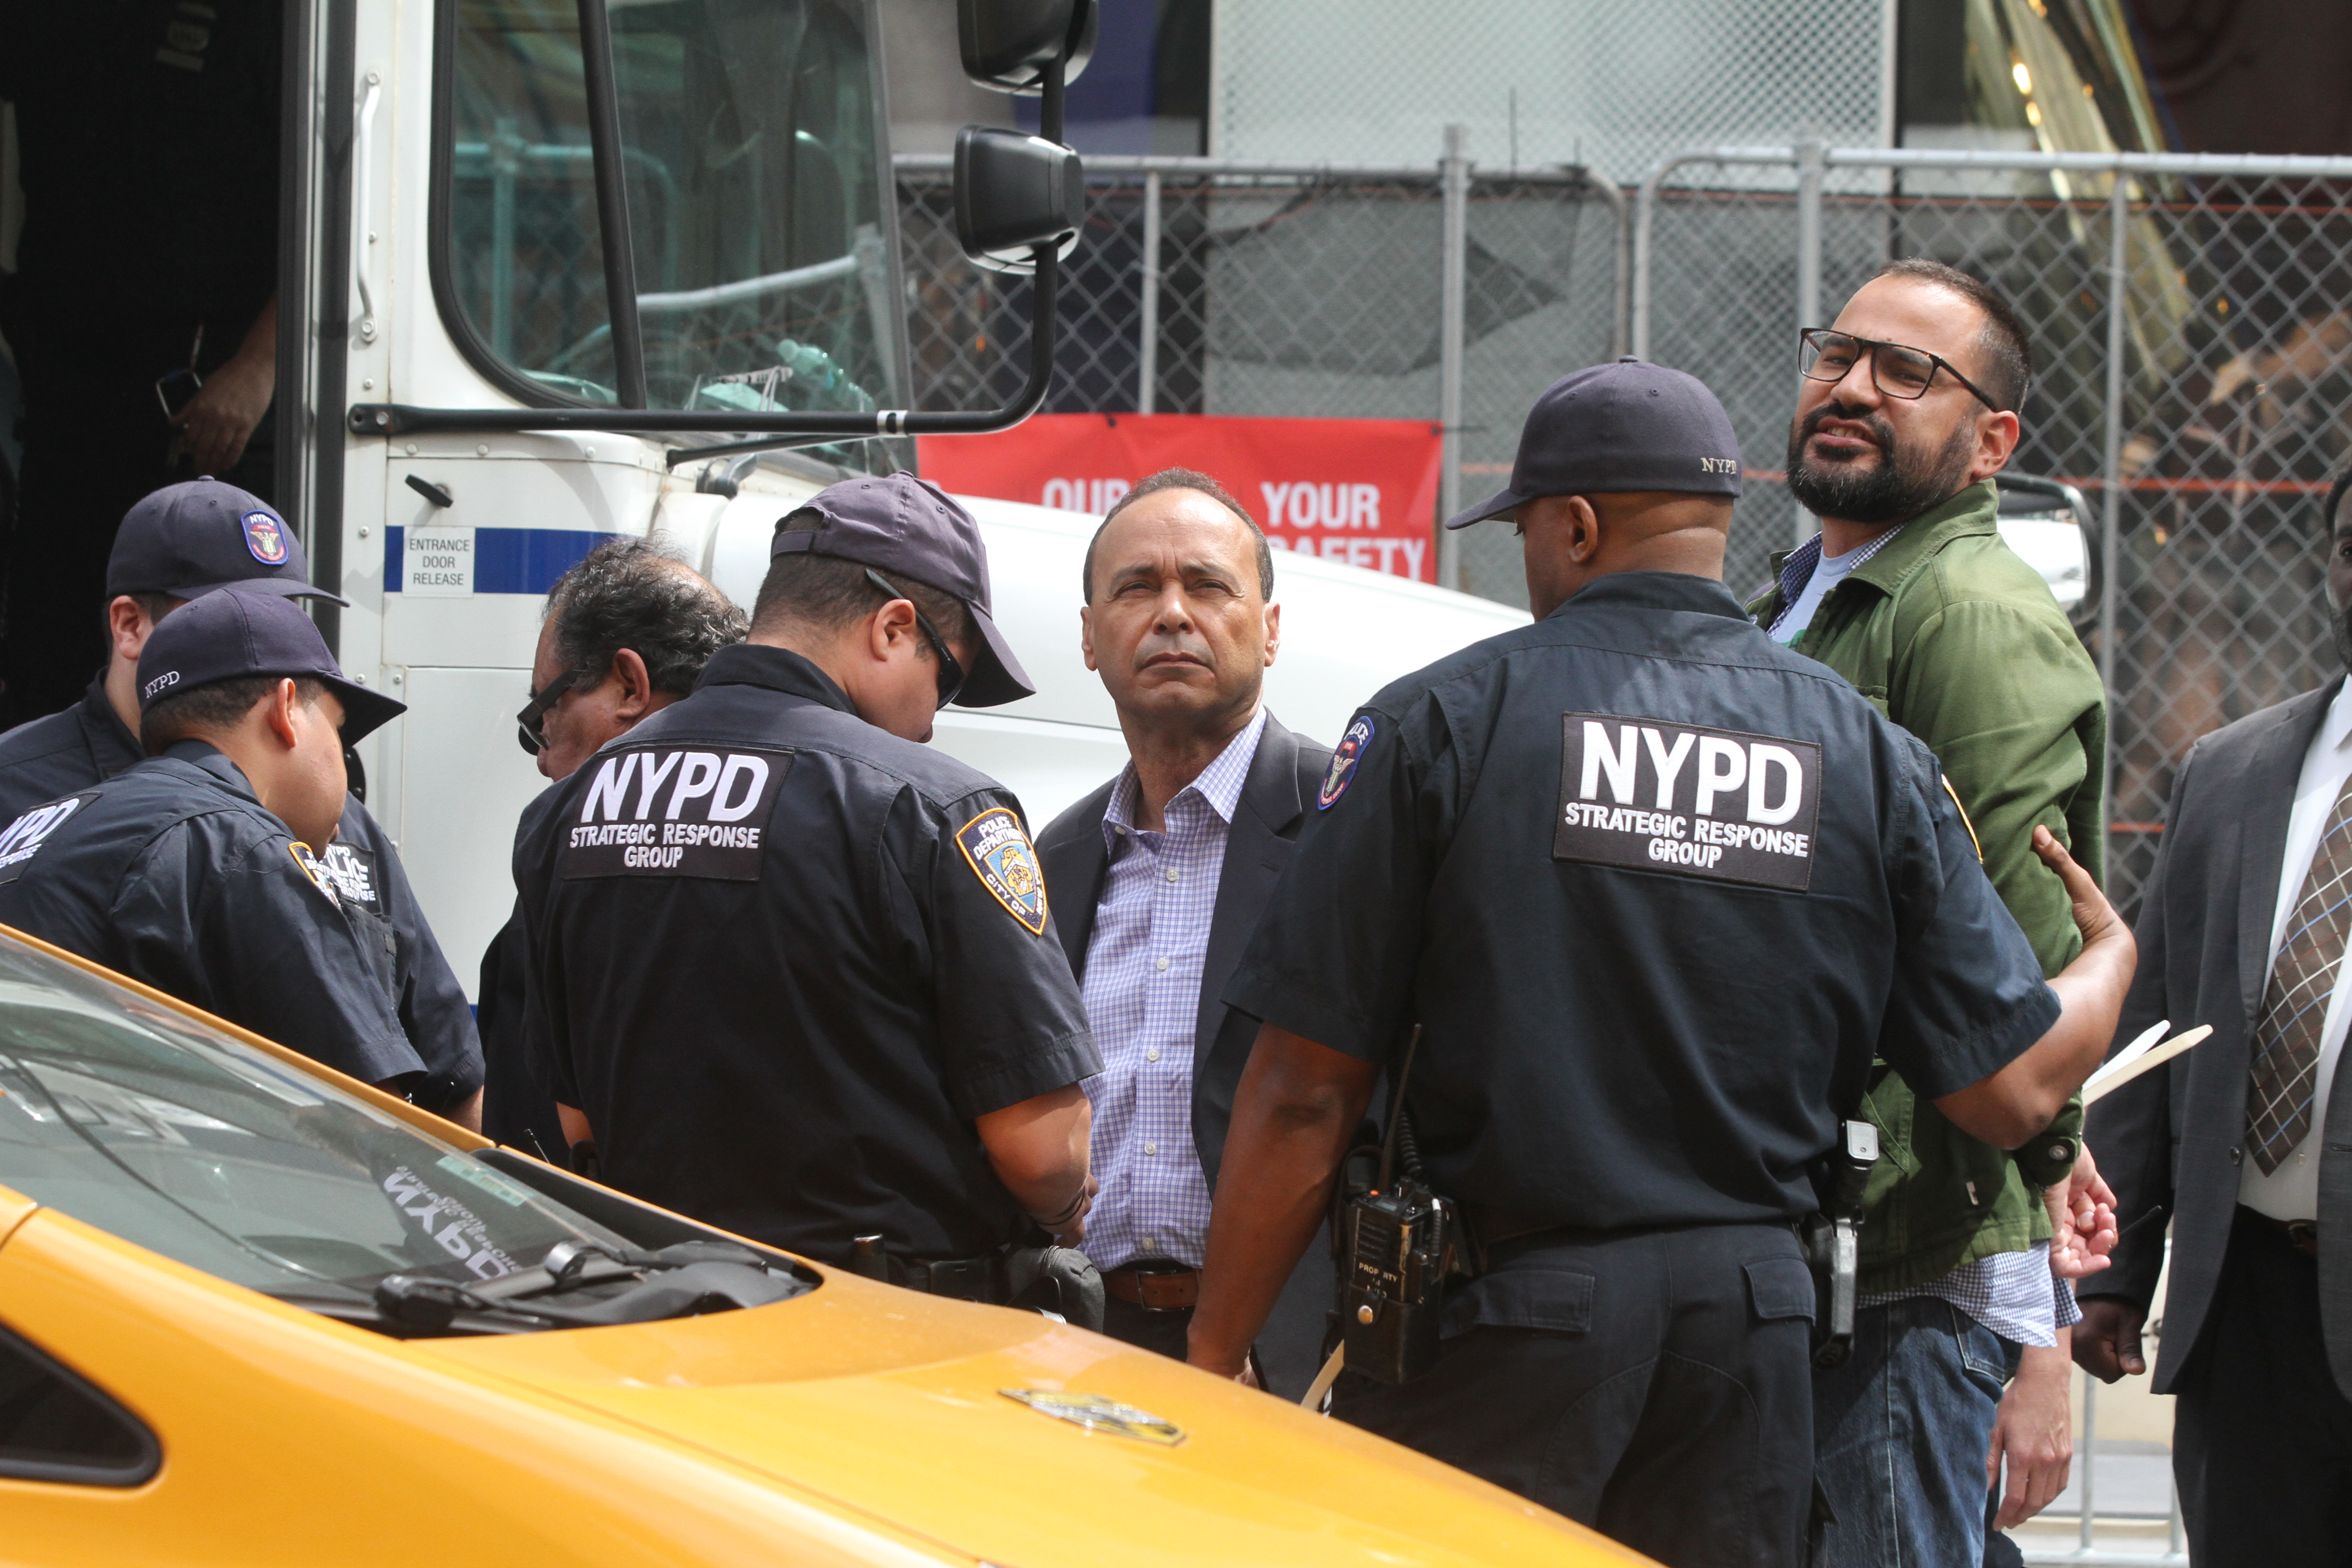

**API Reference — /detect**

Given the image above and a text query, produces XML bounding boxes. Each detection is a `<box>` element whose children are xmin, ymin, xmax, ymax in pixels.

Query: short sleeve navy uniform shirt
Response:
<box><xmin>0</xmin><ymin>684</ymin><xmax>482</xmax><ymax>1109</ymax></box>
<box><xmin>1225</xmin><ymin>571</ymin><xmax>2058</xmax><ymax>1232</ymax></box>
<box><xmin>0</xmin><ymin>739</ymin><xmax>418</xmax><ymax>1083</ymax></box>
<box><xmin>514</xmin><ymin>644</ymin><xmax>1101</xmax><ymax>1264</ymax></box>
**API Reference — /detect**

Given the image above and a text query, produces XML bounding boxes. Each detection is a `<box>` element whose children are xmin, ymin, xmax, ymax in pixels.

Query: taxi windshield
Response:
<box><xmin>0</xmin><ymin>937</ymin><xmax>632</xmax><ymax>1310</ymax></box>
<box><xmin>440</xmin><ymin>0</ymin><xmax>900</xmax><ymax>420</ymax></box>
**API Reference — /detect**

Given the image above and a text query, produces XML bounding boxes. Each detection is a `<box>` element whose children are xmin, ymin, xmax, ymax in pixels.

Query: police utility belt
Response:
<box><xmin>1332</xmin><ymin>1028</ymin><xmax>1882</xmax><ymax>1386</ymax></box>
<box><xmin>845</xmin><ymin>1233</ymin><xmax>1106</xmax><ymax>1332</ymax></box>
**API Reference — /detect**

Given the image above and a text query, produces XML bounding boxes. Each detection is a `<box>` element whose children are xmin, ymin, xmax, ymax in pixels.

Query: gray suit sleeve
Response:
<box><xmin>2079</xmin><ymin>750</ymin><xmax>2194</xmax><ymax>1313</ymax></box>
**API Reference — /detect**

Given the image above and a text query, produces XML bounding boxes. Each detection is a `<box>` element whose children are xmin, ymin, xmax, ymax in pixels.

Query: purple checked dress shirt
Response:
<box><xmin>1079</xmin><ymin>709</ymin><xmax>1269</xmax><ymax>1272</ymax></box>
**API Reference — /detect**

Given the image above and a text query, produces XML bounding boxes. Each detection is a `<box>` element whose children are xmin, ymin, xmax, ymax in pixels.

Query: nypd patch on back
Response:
<box><xmin>317</xmin><ymin>843</ymin><xmax>382</xmax><ymax>911</ymax></box>
<box><xmin>559</xmin><ymin>745</ymin><xmax>792</xmax><ymax>880</ymax></box>
<box><xmin>0</xmin><ymin>794</ymin><xmax>98</xmax><ymax>885</ymax></box>
<box><xmin>1554</xmin><ymin>714</ymin><xmax>1821</xmax><ymax>892</ymax></box>
<box><xmin>956</xmin><ymin>806</ymin><xmax>1048</xmax><ymax>934</ymax></box>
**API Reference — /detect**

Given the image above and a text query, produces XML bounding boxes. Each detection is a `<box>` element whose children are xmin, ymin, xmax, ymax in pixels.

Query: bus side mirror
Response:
<box><xmin>954</xmin><ymin>127</ymin><xmax>1083</xmax><ymax>274</ymax></box>
<box><xmin>958</xmin><ymin>0</ymin><xmax>1096</xmax><ymax>93</ymax></box>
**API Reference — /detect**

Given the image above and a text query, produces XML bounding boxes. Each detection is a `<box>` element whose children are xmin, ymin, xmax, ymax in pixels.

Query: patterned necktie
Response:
<box><xmin>2248</xmin><ymin>770</ymin><xmax>2352</xmax><ymax>1173</ymax></box>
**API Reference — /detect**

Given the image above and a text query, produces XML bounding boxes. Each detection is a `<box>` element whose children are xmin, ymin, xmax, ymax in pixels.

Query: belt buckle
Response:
<box><xmin>2288</xmin><ymin>1219</ymin><xmax>2320</xmax><ymax>1252</ymax></box>
<box><xmin>1130</xmin><ymin>1264</ymin><xmax>1199</xmax><ymax>1312</ymax></box>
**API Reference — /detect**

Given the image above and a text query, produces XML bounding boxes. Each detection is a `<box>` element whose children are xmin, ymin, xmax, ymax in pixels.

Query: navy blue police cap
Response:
<box><xmin>1445</xmin><ymin>358</ymin><xmax>1745</xmax><ymax>530</ymax></box>
<box><xmin>106</xmin><ymin>479</ymin><xmax>348</xmax><ymax>606</ymax></box>
<box><xmin>136</xmin><ymin>588</ymin><xmax>406</xmax><ymax>742</ymax></box>
<box><xmin>769</xmin><ymin>472</ymin><xmax>1034</xmax><ymax>707</ymax></box>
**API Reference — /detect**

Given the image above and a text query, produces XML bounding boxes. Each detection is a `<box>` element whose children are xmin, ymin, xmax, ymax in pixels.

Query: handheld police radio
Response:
<box><xmin>1335</xmin><ymin>1027</ymin><xmax>1463</xmax><ymax>1387</ymax></box>
<box><xmin>1801</xmin><ymin>1117</ymin><xmax>1879</xmax><ymax>1370</ymax></box>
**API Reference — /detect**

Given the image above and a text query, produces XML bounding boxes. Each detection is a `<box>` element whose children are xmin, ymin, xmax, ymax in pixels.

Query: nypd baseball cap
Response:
<box><xmin>106</xmin><ymin>479</ymin><xmax>348</xmax><ymax>606</ymax></box>
<box><xmin>769</xmin><ymin>472</ymin><xmax>1035</xmax><ymax>707</ymax></box>
<box><xmin>1445</xmin><ymin>358</ymin><xmax>1745</xmax><ymax>530</ymax></box>
<box><xmin>136</xmin><ymin>588</ymin><xmax>406</xmax><ymax>742</ymax></box>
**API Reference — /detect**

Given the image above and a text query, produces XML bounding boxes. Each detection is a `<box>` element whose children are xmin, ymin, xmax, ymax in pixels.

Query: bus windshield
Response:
<box><xmin>442</xmin><ymin>0</ymin><xmax>900</xmax><ymax>418</ymax></box>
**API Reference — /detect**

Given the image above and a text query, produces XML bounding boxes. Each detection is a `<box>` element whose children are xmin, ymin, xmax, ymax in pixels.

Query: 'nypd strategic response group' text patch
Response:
<box><xmin>558</xmin><ymin>745</ymin><xmax>792</xmax><ymax>880</ymax></box>
<box><xmin>956</xmin><ymin>806</ymin><xmax>1048</xmax><ymax>934</ymax></box>
<box><xmin>0</xmin><ymin>793</ymin><xmax>97</xmax><ymax>885</ymax></box>
<box><xmin>1554</xmin><ymin>713</ymin><xmax>1821</xmax><ymax>892</ymax></box>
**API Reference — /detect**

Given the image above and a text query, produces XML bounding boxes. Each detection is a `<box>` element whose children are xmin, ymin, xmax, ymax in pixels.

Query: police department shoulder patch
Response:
<box><xmin>288</xmin><ymin>842</ymin><xmax>341</xmax><ymax>909</ymax></box>
<box><xmin>956</xmin><ymin>806</ymin><xmax>1048</xmax><ymax>935</ymax></box>
<box><xmin>1318</xmin><ymin>714</ymin><xmax>1376</xmax><ymax>810</ymax></box>
<box><xmin>242</xmin><ymin>510</ymin><xmax>290</xmax><ymax>565</ymax></box>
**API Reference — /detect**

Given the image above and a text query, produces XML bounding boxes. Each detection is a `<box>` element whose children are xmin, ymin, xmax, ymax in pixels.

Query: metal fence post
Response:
<box><xmin>1793</xmin><ymin>136</ymin><xmax>1825</xmax><ymax>547</ymax></box>
<box><xmin>2079</xmin><ymin>1371</ymin><xmax>2099</xmax><ymax>1551</ymax></box>
<box><xmin>1137</xmin><ymin>169</ymin><xmax>1161</xmax><ymax>416</ymax></box>
<box><xmin>2099</xmin><ymin>165</ymin><xmax>2129</xmax><ymax>845</ymax></box>
<box><xmin>1437</xmin><ymin>124</ymin><xmax>1470</xmax><ymax>590</ymax></box>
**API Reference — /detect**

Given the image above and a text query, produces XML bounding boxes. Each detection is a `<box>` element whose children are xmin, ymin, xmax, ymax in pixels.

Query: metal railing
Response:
<box><xmin>2018</xmin><ymin>1372</ymin><xmax>2185</xmax><ymax>1566</ymax></box>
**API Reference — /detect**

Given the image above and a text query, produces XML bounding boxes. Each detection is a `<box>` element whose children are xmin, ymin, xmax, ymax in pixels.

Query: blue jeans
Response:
<box><xmin>1813</xmin><ymin>1297</ymin><xmax>2022</xmax><ymax>1568</ymax></box>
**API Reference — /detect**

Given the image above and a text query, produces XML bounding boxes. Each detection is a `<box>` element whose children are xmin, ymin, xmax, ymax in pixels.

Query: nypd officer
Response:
<box><xmin>1185</xmin><ymin>362</ymin><xmax>2137</xmax><ymax>1568</ymax></box>
<box><xmin>0</xmin><ymin>589</ymin><xmax>420</xmax><ymax>1090</ymax></box>
<box><xmin>515</xmin><ymin>474</ymin><xmax>1101</xmax><ymax>1291</ymax></box>
<box><xmin>0</xmin><ymin>479</ymin><xmax>483</xmax><ymax>1125</ymax></box>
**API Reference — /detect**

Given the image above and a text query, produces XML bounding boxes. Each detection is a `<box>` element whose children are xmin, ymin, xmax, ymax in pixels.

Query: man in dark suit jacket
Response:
<box><xmin>1036</xmin><ymin>467</ymin><xmax>1333</xmax><ymax>1396</ymax></box>
<box><xmin>2078</xmin><ymin>470</ymin><xmax>2352</xmax><ymax>1563</ymax></box>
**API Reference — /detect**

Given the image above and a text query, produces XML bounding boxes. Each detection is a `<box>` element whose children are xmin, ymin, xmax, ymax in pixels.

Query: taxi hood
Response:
<box><xmin>419</xmin><ymin>1269</ymin><xmax>1646</xmax><ymax>1568</ymax></box>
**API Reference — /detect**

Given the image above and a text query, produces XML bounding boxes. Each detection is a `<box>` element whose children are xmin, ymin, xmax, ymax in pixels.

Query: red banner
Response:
<box><xmin>917</xmin><ymin>413</ymin><xmax>1446</xmax><ymax>583</ymax></box>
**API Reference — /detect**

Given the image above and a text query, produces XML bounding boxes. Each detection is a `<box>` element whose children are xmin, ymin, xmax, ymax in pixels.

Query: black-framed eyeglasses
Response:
<box><xmin>515</xmin><ymin>667</ymin><xmax>586</xmax><ymax>756</ymax></box>
<box><xmin>863</xmin><ymin>568</ymin><xmax>965</xmax><ymax>710</ymax></box>
<box><xmin>1798</xmin><ymin>328</ymin><xmax>2008</xmax><ymax>412</ymax></box>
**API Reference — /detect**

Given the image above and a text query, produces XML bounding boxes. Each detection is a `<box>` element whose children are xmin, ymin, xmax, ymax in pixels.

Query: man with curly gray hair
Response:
<box><xmin>481</xmin><ymin>536</ymin><xmax>745</xmax><ymax>1158</ymax></box>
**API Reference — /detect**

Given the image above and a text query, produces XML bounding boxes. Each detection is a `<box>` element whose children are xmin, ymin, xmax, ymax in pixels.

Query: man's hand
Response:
<box><xmin>1031</xmin><ymin>1174</ymin><xmax>1098</xmax><ymax>1247</ymax></box>
<box><xmin>2073</xmin><ymin>1297</ymin><xmax>2148</xmax><ymax>1382</ymax></box>
<box><xmin>168</xmin><ymin>295</ymin><xmax>277</xmax><ymax>475</ymax></box>
<box><xmin>2046</xmin><ymin>1145</ymin><xmax>2118</xmax><ymax>1279</ymax></box>
<box><xmin>1187</xmin><ymin>1022</ymin><xmax>1378</xmax><ymax>1380</ymax></box>
<box><xmin>1989</xmin><ymin>1338</ymin><xmax>2074</xmax><ymax>1529</ymax></box>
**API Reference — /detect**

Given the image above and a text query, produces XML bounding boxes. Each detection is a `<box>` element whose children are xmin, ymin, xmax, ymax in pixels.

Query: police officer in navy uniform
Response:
<box><xmin>515</xmin><ymin>474</ymin><xmax>1100</xmax><ymax>1292</ymax></box>
<box><xmin>1184</xmin><ymin>362</ymin><xmax>2139</xmax><ymax>1568</ymax></box>
<box><xmin>0</xmin><ymin>480</ymin><xmax>483</xmax><ymax>1125</ymax></box>
<box><xmin>0</xmin><ymin>589</ymin><xmax>421</xmax><ymax>1090</ymax></box>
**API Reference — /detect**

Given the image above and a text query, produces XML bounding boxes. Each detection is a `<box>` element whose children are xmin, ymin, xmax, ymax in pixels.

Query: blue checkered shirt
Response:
<box><xmin>1858</xmin><ymin>1240</ymin><xmax>2082</xmax><ymax>1348</ymax></box>
<box><xmin>1078</xmin><ymin>709</ymin><xmax>1268</xmax><ymax>1272</ymax></box>
<box><xmin>1765</xmin><ymin>526</ymin><xmax>1906</xmax><ymax>640</ymax></box>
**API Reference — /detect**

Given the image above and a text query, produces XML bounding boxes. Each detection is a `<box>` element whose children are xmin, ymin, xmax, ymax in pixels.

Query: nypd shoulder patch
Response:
<box><xmin>1318</xmin><ymin>715</ymin><xmax>1376</xmax><ymax>810</ymax></box>
<box><xmin>956</xmin><ymin>806</ymin><xmax>1048</xmax><ymax>935</ymax></box>
<box><xmin>288</xmin><ymin>842</ymin><xmax>342</xmax><ymax>909</ymax></box>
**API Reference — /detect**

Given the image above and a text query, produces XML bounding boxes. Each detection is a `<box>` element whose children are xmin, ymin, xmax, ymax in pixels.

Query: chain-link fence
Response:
<box><xmin>895</xmin><ymin>148</ymin><xmax>1626</xmax><ymax>606</ymax></box>
<box><xmin>1634</xmin><ymin>144</ymin><xmax>2352</xmax><ymax>929</ymax></box>
<box><xmin>897</xmin><ymin>140</ymin><xmax>2352</xmax><ymax>933</ymax></box>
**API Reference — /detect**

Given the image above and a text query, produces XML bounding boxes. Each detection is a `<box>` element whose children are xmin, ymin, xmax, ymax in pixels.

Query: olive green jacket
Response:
<box><xmin>1749</xmin><ymin>480</ymin><xmax>2105</xmax><ymax>1294</ymax></box>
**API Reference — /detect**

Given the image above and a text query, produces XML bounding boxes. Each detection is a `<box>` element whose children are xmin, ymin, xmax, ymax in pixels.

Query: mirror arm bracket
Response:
<box><xmin>575</xmin><ymin>0</ymin><xmax>648</xmax><ymax>409</ymax></box>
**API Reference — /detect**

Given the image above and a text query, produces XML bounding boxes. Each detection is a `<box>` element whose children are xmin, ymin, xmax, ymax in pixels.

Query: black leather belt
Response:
<box><xmin>897</xmin><ymin>1254</ymin><xmax>1004</xmax><ymax>1302</ymax></box>
<box><xmin>2241</xmin><ymin>1206</ymin><xmax>2319</xmax><ymax>1259</ymax></box>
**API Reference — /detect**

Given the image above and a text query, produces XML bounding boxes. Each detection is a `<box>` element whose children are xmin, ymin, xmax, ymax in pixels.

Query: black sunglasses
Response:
<box><xmin>515</xmin><ymin>666</ymin><xmax>586</xmax><ymax>756</ymax></box>
<box><xmin>864</xmin><ymin>568</ymin><xmax>965</xmax><ymax>710</ymax></box>
<box><xmin>1798</xmin><ymin>328</ymin><xmax>2009</xmax><ymax>412</ymax></box>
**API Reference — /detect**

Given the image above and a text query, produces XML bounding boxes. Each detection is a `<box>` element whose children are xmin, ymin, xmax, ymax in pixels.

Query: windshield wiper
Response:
<box><xmin>373</xmin><ymin>1239</ymin><xmax>801</xmax><ymax>1333</ymax></box>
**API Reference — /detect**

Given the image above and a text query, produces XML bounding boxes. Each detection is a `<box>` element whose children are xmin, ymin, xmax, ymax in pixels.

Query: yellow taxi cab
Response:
<box><xmin>0</xmin><ymin>926</ymin><xmax>1650</xmax><ymax>1565</ymax></box>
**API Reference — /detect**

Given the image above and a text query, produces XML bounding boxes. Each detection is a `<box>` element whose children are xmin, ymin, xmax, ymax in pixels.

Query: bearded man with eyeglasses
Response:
<box><xmin>1750</xmin><ymin>259</ymin><xmax>2113</xmax><ymax>1567</ymax></box>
